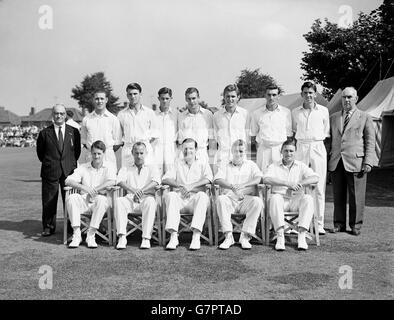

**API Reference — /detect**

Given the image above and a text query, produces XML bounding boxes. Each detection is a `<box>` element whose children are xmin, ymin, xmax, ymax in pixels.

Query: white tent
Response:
<box><xmin>327</xmin><ymin>89</ymin><xmax>343</xmax><ymax>115</ymax></box>
<box><xmin>358</xmin><ymin>76</ymin><xmax>394</xmax><ymax>167</ymax></box>
<box><xmin>239</xmin><ymin>92</ymin><xmax>328</xmax><ymax>113</ymax></box>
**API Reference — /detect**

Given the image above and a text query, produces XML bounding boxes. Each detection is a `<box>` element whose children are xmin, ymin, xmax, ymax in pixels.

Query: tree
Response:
<box><xmin>235</xmin><ymin>68</ymin><xmax>283</xmax><ymax>99</ymax></box>
<box><xmin>301</xmin><ymin>0</ymin><xmax>394</xmax><ymax>100</ymax></box>
<box><xmin>71</xmin><ymin>72</ymin><xmax>120</xmax><ymax>114</ymax></box>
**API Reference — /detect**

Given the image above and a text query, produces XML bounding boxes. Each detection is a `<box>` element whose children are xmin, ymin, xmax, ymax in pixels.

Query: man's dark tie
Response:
<box><xmin>58</xmin><ymin>126</ymin><xmax>64</xmax><ymax>151</ymax></box>
<box><xmin>343</xmin><ymin>111</ymin><xmax>350</xmax><ymax>133</ymax></box>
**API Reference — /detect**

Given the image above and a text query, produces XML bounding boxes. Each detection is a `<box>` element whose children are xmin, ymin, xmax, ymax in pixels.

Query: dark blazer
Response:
<box><xmin>328</xmin><ymin>109</ymin><xmax>375</xmax><ymax>172</ymax></box>
<box><xmin>36</xmin><ymin>124</ymin><xmax>81</xmax><ymax>180</ymax></box>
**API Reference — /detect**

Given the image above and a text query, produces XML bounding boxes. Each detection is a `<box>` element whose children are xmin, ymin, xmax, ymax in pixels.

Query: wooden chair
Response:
<box><xmin>161</xmin><ymin>184</ymin><xmax>214</xmax><ymax>247</ymax></box>
<box><xmin>263</xmin><ymin>184</ymin><xmax>320</xmax><ymax>246</ymax></box>
<box><xmin>63</xmin><ymin>186</ymin><xmax>113</xmax><ymax>246</ymax></box>
<box><xmin>212</xmin><ymin>184</ymin><xmax>266</xmax><ymax>246</ymax></box>
<box><xmin>111</xmin><ymin>185</ymin><xmax>162</xmax><ymax>247</ymax></box>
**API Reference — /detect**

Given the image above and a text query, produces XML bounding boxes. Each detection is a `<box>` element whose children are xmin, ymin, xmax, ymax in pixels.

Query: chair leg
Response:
<box><xmin>63</xmin><ymin>197</ymin><xmax>68</xmax><ymax>245</ymax></box>
<box><xmin>313</xmin><ymin>215</ymin><xmax>320</xmax><ymax>246</ymax></box>
<box><xmin>107</xmin><ymin>208</ymin><xmax>112</xmax><ymax>246</ymax></box>
<box><xmin>156</xmin><ymin>206</ymin><xmax>162</xmax><ymax>246</ymax></box>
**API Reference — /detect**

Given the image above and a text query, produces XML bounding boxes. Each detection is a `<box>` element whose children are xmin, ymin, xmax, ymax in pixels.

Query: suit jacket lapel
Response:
<box><xmin>63</xmin><ymin>125</ymin><xmax>73</xmax><ymax>153</ymax></box>
<box><xmin>48</xmin><ymin>125</ymin><xmax>62</xmax><ymax>154</ymax></box>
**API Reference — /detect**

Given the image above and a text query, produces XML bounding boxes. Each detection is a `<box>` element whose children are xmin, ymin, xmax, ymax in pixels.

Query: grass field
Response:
<box><xmin>0</xmin><ymin>148</ymin><xmax>393</xmax><ymax>300</ymax></box>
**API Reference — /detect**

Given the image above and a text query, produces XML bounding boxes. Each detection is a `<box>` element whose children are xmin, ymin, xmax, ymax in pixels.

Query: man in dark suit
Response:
<box><xmin>328</xmin><ymin>87</ymin><xmax>375</xmax><ymax>235</ymax></box>
<box><xmin>36</xmin><ymin>104</ymin><xmax>81</xmax><ymax>236</ymax></box>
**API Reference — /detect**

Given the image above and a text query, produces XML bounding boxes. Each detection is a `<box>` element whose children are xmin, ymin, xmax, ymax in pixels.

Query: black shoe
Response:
<box><xmin>41</xmin><ymin>227</ymin><xmax>52</xmax><ymax>237</ymax></box>
<box><xmin>350</xmin><ymin>228</ymin><xmax>361</xmax><ymax>236</ymax></box>
<box><xmin>331</xmin><ymin>226</ymin><xmax>346</xmax><ymax>233</ymax></box>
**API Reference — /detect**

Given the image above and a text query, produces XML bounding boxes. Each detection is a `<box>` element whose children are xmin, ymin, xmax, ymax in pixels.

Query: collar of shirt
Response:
<box><xmin>92</xmin><ymin>109</ymin><xmax>111</xmax><ymax>117</ymax></box>
<box><xmin>301</xmin><ymin>102</ymin><xmax>318</xmax><ymax>111</ymax></box>
<box><xmin>87</xmin><ymin>161</ymin><xmax>109</xmax><ymax>170</ymax></box>
<box><xmin>185</xmin><ymin>108</ymin><xmax>204</xmax><ymax>116</ymax></box>
<box><xmin>264</xmin><ymin>104</ymin><xmax>281</xmax><ymax>113</ymax></box>
<box><xmin>223</xmin><ymin>106</ymin><xmax>240</xmax><ymax>115</ymax></box>
<box><xmin>343</xmin><ymin>108</ymin><xmax>356</xmax><ymax>116</ymax></box>
<box><xmin>279</xmin><ymin>160</ymin><xmax>300</xmax><ymax>170</ymax></box>
<box><xmin>127</xmin><ymin>104</ymin><xmax>146</xmax><ymax>114</ymax></box>
<box><xmin>54</xmin><ymin>123</ymin><xmax>66</xmax><ymax>131</ymax></box>
<box><xmin>157</xmin><ymin>108</ymin><xmax>174</xmax><ymax>116</ymax></box>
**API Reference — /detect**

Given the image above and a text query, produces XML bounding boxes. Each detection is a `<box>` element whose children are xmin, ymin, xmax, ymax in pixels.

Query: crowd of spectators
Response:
<box><xmin>0</xmin><ymin>125</ymin><xmax>41</xmax><ymax>147</ymax></box>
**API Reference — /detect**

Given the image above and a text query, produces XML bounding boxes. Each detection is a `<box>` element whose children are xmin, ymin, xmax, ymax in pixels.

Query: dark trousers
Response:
<box><xmin>41</xmin><ymin>174</ymin><xmax>66</xmax><ymax>232</ymax></box>
<box><xmin>331</xmin><ymin>159</ymin><xmax>367</xmax><ymax>230</ymax></box>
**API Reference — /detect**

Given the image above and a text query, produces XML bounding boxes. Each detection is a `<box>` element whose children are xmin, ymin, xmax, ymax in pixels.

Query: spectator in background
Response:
<box><xmin>66</xmin><ymin>110</ymin><xmax>81</xmax><ymax>131</ymax></box>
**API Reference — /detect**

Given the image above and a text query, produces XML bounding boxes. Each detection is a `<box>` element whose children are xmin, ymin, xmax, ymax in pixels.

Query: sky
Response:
<box><xmin>0</xmin><ymin>0</ymin><xmax>382</xmax><ymax>116</ymax></box>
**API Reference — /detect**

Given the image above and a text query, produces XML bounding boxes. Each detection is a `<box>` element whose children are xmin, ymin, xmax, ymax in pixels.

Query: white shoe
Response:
<box><xmin>298</xmin><ymin>233</ymin><xmax>308</xmax><ymax>250</ymax></box>
<box><xmin>239</xmin><ymin>233</ymin><xmax>252</xmax><ymax>250</ymax></box>
<box><xmin>140</xmin><ymin>238</ymin><xmax>151</xmax><ymax>249</ymax></box>
<box><xmin>189</xmin><ymin>234</ymin><xmax>201</xmax><ymax>250</ymax></box>
<box><xmin>166</xmin><ymin>233</ymin><xmax>179</xmax><ymax>250</ymax></box>
<box><xmin>68</xmin><ymin>232</ymin><xmax>82</xmax><ymax>248</ymax></box>
<box><xmin>318</xmin><ymin>226</ymin><xmax>326</xmax><ymax>235</ymax></box>
<box><xmin>275</xmin><ymin>233</ymin><xmax>285</xmax><ymax>251</ymax></box>
<box><xmin>86</xmin><ymin>234</ymin><xmax>97</xmax><ymax>248</ymax></box>
<box><xmin>116</xmin><ymin>236</ymin><xmax>127</xmax><ymax>250</ymax></box>
<box><xmin>219</xmin><ymin>234</ymin><xmax>235</xmax><ymax>250</ymax></box>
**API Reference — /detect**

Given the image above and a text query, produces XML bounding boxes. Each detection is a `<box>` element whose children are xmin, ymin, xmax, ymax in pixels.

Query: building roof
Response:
<box><xmin>21</xmin><ymin>107</ymin><xmax>83</xmax><ymax>122</ymax></box>
<box><xmin>0</xmin><ymin>106</ymin><xmax>21</xmax><ymax>125</ymax></box>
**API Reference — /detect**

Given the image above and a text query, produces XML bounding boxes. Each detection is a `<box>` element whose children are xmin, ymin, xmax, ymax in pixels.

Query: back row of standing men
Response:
<box><xmin>79</xmin><ymin>81</ymin><xmax>329</xmax><ymax>235</ymax></box>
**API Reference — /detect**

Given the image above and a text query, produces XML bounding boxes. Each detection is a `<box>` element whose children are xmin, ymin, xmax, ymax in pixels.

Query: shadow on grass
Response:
<box><xmin>14</xmin><ymin>179</ymin><xmax>41</xmax><ymax>183</ymax></box>
<box><xmin>0</xmin><ymin>219</ymin><xmax>65</xmax><ymax>245</ymax></box>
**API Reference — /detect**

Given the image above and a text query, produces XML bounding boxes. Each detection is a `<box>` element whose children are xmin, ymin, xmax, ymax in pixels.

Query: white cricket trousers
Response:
<box><xmin>269</xmin><ymin>193</ymin><xmax>314</xmax><ymax>231</ymax></box>
<box><xmin>164</xmin><ymin>191</ymin><xmax>209</xmax><ymax>233</ymax></box>
<box><xmin>66</xmin><ymin>194</ymin><xmax>110</xmax><ymax>229</ymax></box>
<box><xmin>216</xmin><ymin>195</ymin><xmax>263</xmax><ymax>236</ymax></box>
<box><xmin>114</xmin><ymin>195</ymin><xmax>157</xmax><ymax>239</ymax></box>
<box><xmin>295</xmin><ymin>140</ymin><xmax>326</xmax><ymax>227</ymax></box>
<box><xmin>256</xmin><ymin>142</ymin><xmax>282</xmax><ymax>173</ymax></box>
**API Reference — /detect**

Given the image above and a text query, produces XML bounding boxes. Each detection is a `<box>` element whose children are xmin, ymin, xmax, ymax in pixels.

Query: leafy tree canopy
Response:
<box><xmin>301</xmin><ymin>0</ymin><xmax>394</xmax><ymax>100</ymax></box>
<box><xmin>71</xmin><ymin>72</ymin><xmax>120</xmax><ymax>114</ymax></box>
<box><xmin>235</xmin><ymin>68</ymin><xmax>283</xmax><ymax>99</ymax></box>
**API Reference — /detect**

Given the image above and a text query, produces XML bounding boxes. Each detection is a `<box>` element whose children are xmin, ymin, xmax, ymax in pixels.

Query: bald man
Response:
<box><xmin>328</xmin><ymin>87</ymin><xmax>375</xmax><ymax>236</ymax></box>
<box><xmin>37</xmin><ymin>104</ymin><xmax>81</xmax><ymax>236</ymax></box>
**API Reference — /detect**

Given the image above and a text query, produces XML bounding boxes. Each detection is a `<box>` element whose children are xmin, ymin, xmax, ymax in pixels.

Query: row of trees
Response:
<box><xmin>71</xmin><ymin>1</ymin><xmax>392</xmax><ymax>112</ymax></box>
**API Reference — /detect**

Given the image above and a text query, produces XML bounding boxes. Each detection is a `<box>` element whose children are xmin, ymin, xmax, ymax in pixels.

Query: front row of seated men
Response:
<box><xmin>65</xmin><ymin>137</ymin><xmax>319</xmax><ymax>251</ymax></box>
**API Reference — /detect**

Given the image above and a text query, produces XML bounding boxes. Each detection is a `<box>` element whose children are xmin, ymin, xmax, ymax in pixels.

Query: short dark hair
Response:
<box><xmin>182</xmin><ymin>138</ymin><xmax>198</xmax><ymax>148</ymax></box>
<box><xmin>185</xmin><ymin>87</ymin><xmax>199</xmax><ymax>97</ymax></box>
<box><xmin>301</xmin><ymin>81</ymin><xmax>317</xmax><ymax>92</ymax></box>
<box><xmin>223</xmin><ymin>84</ymin><xmax>240</xmax><ymax>96</ymax></box>
<box><xmin>132</xmin><ymin>141</ymin><xmax>147</xmax><ymax>153</ymax></box>
<box><xmin>126</xmin><ymin>83</ymin><xmax>142</xmax><ymax>93</ymax></box>
<box><xmin>265</xmin><ymin>84</ymin><xmax>280</xmax><ymax>94</ymax></box>
<box><xmin>158</xmin><ymin>87</ymin><xmax>173</xmax><ymax>97</ymax></box>
<box><xmin>93</xmin><ymin>89</ymin><xmax>108</xmax><ymax>97</ymax></box>
<box><xmin>91</xmin><ymin>140</ymin><xmax>106</xmax><ymax>152</ymax></box>
<box><xmin>66</xmin><ymin>110</ymin><xmax>74</xmax><ymax>118</ymax></box>
<box><xmin>281</xmin><ymin>138</ymin><xmax>297</xmax><ymax>151</ymax></box>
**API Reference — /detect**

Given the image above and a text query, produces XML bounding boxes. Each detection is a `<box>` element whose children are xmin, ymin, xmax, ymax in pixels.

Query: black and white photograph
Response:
<box><xmin>0</xmin><ymin>0</ymin><xmax>393</xmax><ymax>308</ymax></box>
